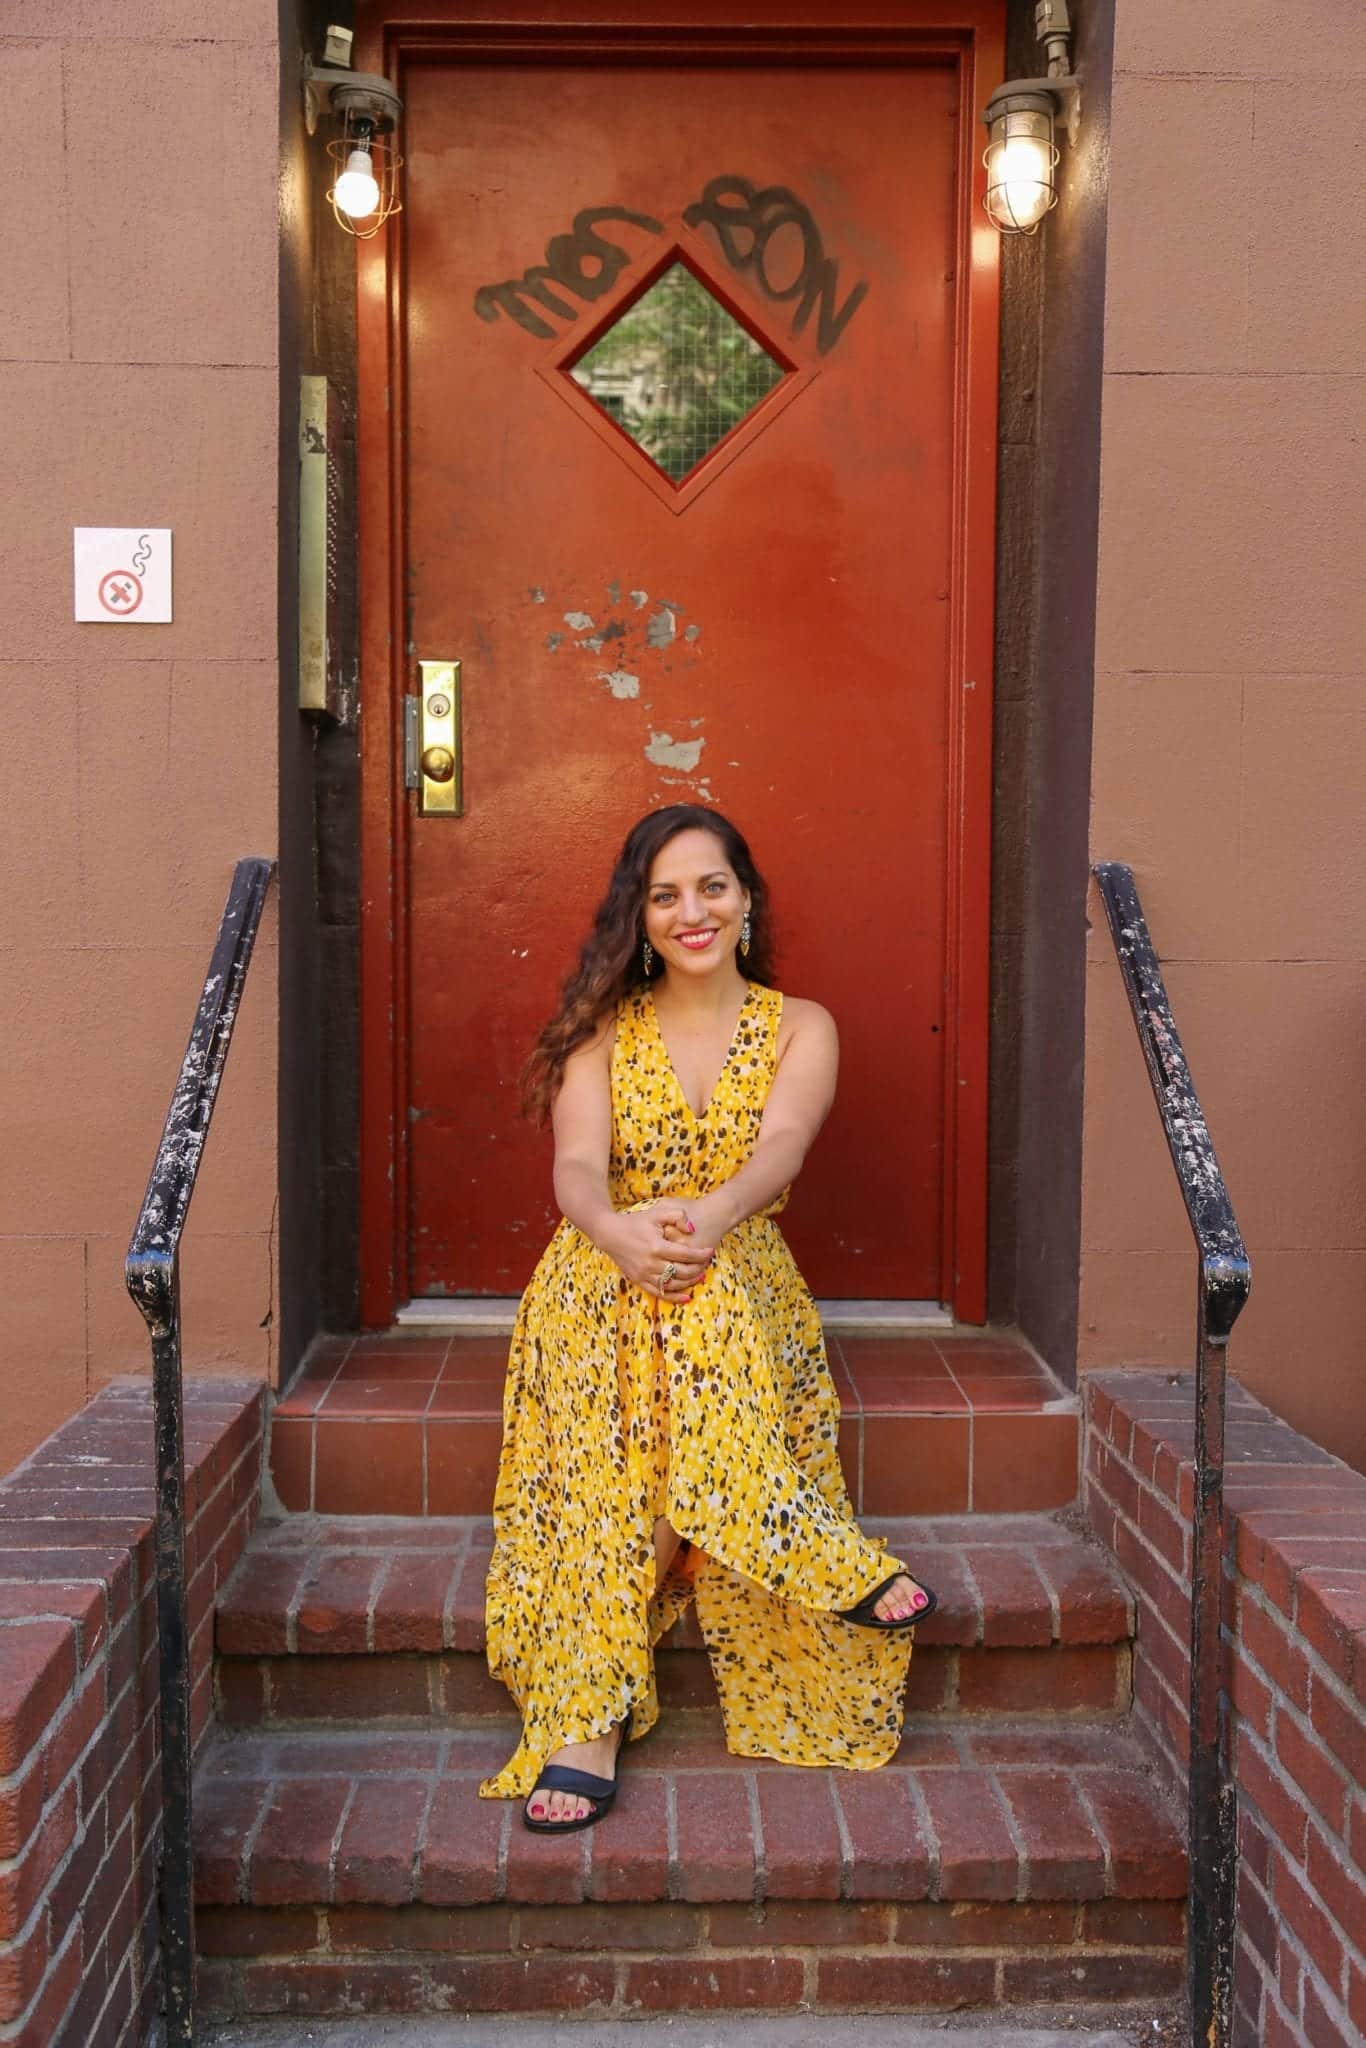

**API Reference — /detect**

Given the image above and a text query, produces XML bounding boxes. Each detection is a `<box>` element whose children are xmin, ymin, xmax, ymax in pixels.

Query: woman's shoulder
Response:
<box><xmin>769</xmin><ymin>989</ymin><xmax>837</xmax><ymax>1049</ymax></box>
<box><xmin>562</xmin><ymin>1006</ymin><xmax>619</xmax><ymax>1074</ymax></box>
<box><xmin>768</xmin><ymin>988</ymin><xmax>834</xmax><ymax>1025</ymax></box>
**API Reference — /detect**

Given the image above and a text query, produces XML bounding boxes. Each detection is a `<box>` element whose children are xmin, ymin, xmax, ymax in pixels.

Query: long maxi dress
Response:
<box><xmin>480</xmin><ymin>979</ymin><xmax>915</xmax><ymax>1799</ymax></box>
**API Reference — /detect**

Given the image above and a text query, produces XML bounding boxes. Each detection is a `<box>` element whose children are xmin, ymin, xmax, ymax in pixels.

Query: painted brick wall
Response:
<box><xmin>1080</xmin><ymin>0</ymin><xmax>1366</xmax><ymax>1472</ymax></box>
<box><xmin>0</xmin><ymin>1379</ymin><xmax>265</xmax><ymax>2047</ymax></box>
<box><xmin>0</xmin><ymin>1</ymin><xmax>281</xmax><ymax>1476</ymax></box>
<box><xmin>1083</xmin><ymin>1370</ymin><xmax>1366</xmax><ymax>2045</ymax></box>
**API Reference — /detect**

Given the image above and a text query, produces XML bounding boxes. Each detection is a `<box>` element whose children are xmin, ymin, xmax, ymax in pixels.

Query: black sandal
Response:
<box><xmin>838</xmin><ymin>1571</ymin><xmax>938</xmax><ymax>1633</ymax></box>
<box><xmin>522</xmin><ymin>1713</ymin><xmax>631</xmax><ymax>1834</ymax></box>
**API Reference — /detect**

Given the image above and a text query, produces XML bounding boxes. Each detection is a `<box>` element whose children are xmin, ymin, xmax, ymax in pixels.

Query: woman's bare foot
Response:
<box><xmin>871</xmin><ymin>1573</ymin><xmax>933</xmax><ymax>1623</ymax></box>
<box><xmin>525</xmin><ymin>1723</ymin><xmax>627</xmax><ymax>1826</ymax></box>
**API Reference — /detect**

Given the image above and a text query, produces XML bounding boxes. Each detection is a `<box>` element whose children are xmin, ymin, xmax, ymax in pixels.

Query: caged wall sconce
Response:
<box><xmin>982</xmin><ymin>0</ymin><xmax>1082</xmax><ymax>233</ymax></box>
<box><xmin>303</xmin><ymin>24</ymin><xmax>404</xmax><ymax>238</ymax></box>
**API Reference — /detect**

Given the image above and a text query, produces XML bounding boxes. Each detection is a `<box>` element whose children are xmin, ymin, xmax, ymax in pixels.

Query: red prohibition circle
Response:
<box><xmin>99</xmin><ymin>569</ymin><xmax>143</xmax><ymax>615</ymax></box>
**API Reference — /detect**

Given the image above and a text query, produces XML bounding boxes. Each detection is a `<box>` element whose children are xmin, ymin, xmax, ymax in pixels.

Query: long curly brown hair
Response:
<box><xmin>521</xmin><ymin>804</ymin><xmax>776</xmax><ymax>1123</ymax></box>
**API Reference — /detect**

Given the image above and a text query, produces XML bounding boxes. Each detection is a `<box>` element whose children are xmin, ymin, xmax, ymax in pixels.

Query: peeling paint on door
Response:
<box><xmin>645</xmin><ymin>730</ymin><xmax>705</xmax><ymax>771</ymax></box>
<box><xmin>646</xmin><ymin>605</ymin><xmax>678</xmax><ymax>649</ymax></box>
<box><xmin>598</xmin><ymin>668</ymin><xmax>640</xmax><ymax>699</ymax></box>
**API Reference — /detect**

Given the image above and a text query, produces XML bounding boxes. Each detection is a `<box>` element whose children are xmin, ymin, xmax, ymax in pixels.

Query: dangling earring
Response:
<box><xmin>642</xmin><ymin>938</ymin><xmax>654</xmax><ymax>975</ymax></box>
<box><xmin>740</xmin><ymin>913</ymin><xmax>752</xmax><ymax>958</ymax></box>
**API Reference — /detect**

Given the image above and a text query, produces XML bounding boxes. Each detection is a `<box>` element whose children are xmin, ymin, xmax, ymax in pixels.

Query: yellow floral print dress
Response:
<box><xmin>480</xmin><ymin>980</ymin><xmax>913</xmax><ymax>1799</ymax></box>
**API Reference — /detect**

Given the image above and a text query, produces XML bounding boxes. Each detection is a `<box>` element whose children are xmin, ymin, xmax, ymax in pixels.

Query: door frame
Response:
<box><xmin>355</xmin><ymin>0</ymin><xmax>1003</xmax><ymax>1326</ymax></box>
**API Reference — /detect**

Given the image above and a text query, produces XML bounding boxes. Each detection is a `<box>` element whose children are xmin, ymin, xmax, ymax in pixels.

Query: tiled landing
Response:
<box><xmin>270</xmin><ymin>1333</ymin><xmax>1078</xmax><ymax>1519</ymax></box>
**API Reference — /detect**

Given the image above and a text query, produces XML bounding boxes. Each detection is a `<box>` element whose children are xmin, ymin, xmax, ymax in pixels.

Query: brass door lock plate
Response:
<box><xmin>405</xmin><ymin>660</ymin><xmax>462</xmax><ymax>815</ymax></box>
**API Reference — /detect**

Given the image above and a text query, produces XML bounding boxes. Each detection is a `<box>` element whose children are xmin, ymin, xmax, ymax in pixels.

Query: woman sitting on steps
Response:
<box><xmin>480</xmin><ymin>803</ymin><xmax>937</xmax><ymax>1830</ymax></box>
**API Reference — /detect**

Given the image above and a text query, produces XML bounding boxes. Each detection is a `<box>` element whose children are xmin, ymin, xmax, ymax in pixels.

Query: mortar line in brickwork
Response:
<box><xmin>1241</xmin><ymin>1581</ymin><xmax>1360</xmax><ymax>1736</ymax></box>
<box><xmin>306</xmin><ymin>1419</ymin><xmax>318</xmax><ymax>1512</ymax></box>
<box><xmin>404</xmin><ymin>1761</ymin><xmax>439</xmax><ymax>1908</ymax></box>
<box><xmin>420</xmin><ymin>1423</ymin><xmax>430</xmax><ymax>1516</ymax></box>
<box><xmin>235</xmin><ymin>1780</ymin><xmax>274</xmax><ymax>1906</ymax></box>
<box><xmin>800</xmin><ymin>1944</ymin><xmax>819</xmax><ymax>2009</ymax></box>
<box><xmin>745</xmin><ymin>1771</ymin><xmax>766</xmax><ymax>1904</ymax></box>
<box><xmin>3</xmin><ymin>1916</ymin><xmax>82</xmax><ymax>2043</ymax></box>
<box><xmin>366</xmin><ymin>1551</ymin><xmax>395</xmax><ymax>1653</ymax></box>
<box><xmin>494</xmin><ymin>1798</ymin><xmax>512</xmax><ymax>1901</ymax></box>
<box><xmin>1070</xmin><ymin>1776</ymin><xmax>1113</xmax><ymax>1895</ymax></box>
<box><xmin>966</xmin><ymin>1412</ymin><xmax>976</xmax><ymax>1511</ymax></box>
<box><xmin>325</xmin><ymin>1777</ymin><xmax>358</xmax><ymax>1900</ymax></box>
<box><xmin>993</xmin><ymin>1769</ymin><xmax>1030</xmax><ymax>1902</ymax></box>
<box><xmin>1030</xmin><ymin>1546</ymin><xmax>1065</xmax><ymax>1643</ymax></box>
<box><xmin>957</xmin><ymin>1550</ymin><xmax>987</xmax><ymax>1648</ymax></box>
<box><xmin>903</xmin><ymin>1770</ymin><xmax>940</xmax><ymax>1899</ymax></box>
<box><xmin>440</xmin><ymin>1554</ymin><xmax>464</xmax><ymax>1649</ymax></box>
<box><xmin>664</xmin><ymin>1775</ymin><xmax>681</xmax><ymax>1900</ymax></box>
<box><xmin>830</xmin><ymin>1774</ymin><xmax>856</xmax><ymax>1901</ymax></box>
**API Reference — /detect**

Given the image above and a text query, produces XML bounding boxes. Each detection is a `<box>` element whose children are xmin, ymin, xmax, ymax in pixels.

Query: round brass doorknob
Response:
<box><xmin>421</xmin><ymin>745</ymin><xmax>455</xmax><ymax>783</ymax></box>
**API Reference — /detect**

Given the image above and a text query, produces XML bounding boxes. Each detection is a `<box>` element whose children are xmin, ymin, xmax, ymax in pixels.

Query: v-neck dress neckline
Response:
<box><xmin>647</xmin><ymin>981</ymin><xmax>758</xmax><ymax>1121</ymax></box>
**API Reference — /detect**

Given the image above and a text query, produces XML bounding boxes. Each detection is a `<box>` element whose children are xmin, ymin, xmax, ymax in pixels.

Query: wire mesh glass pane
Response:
<box><xmin>570</xmin><ymin>263</ymin><xmax>786</xmax><ymax>482</ymax></box>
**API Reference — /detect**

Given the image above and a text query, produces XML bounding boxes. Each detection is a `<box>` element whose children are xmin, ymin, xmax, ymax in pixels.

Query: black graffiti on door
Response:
<box><xmin>473</xmin><ymin>178</ymin><xmax>868</xmax><ymax>355</ymax></box>
<box><xmin>682</xmin><ymin>177</ymin><xmax>868</xmax><ymax>356</ymax></box>
<box><xmin>473</xmin><ymin>207</ymin><xmax>664</xmax><ymax>339</ymax></box>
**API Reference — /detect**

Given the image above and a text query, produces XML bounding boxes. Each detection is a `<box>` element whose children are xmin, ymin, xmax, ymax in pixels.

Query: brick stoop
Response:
<box><xmin>195</xmin><ymin>1499</ymin><xmax>1187</xmax><ymax>2019</ymax></box>
<box><xmin>214</xmin><ymin>1514</ymin><xmax>1134</xmax><ymax>1726</ymax></box>
<box><xmin>192</xmin><ymin>1720</ymin><xmax>1186</xmax><ymax>2019</ymax></box>
<box><xmin>192</xmin><ymin>1339</ymin><xmax>1191</xmax><ymax>2024</ymax></box>
<box><xmin>268</xmin><ymin>1332</ymin><xmax>1080</xmax><ymax>1516</ymax></box>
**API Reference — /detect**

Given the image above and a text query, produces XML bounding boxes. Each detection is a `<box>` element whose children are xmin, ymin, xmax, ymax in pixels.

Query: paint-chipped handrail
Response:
<box><xmin>1092</xmin><ymin>860</ymin><xmax>1250</xmax><ymax>2048</ymax></box>
<box><xmin>125</xmin><ymin>855</ymin><xmax>274</xmax><ymax>2048</ymax></box>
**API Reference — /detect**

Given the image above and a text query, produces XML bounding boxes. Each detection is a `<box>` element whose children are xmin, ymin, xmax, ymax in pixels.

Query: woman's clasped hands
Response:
<box><xmin>604</xmin><ymin>1202</ymin><xmax>715</xmax><ymax>1304</ymax></box>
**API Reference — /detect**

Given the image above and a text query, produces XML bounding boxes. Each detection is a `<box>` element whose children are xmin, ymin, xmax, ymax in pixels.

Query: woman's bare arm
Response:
<box><xmin>551</xmin><ymin>1022</ymin><xmax>713</xmax><ymax>1293</ymax></box>
<box><xmin>549</xmin><ymin>1022</ymin><xmax>618</xmax><ymax>1247</ymax></box>
<box><xmin>674</xmin><ymin>999</ymin><xmax>838</xmax><ymax>1243</ymax></box>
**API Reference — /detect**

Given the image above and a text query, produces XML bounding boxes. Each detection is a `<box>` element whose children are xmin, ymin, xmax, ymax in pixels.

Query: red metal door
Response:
<box><xmin>358</xmin><ymin>4</ymin><xmax>1001</xmax><ymax>1316</ymax></box>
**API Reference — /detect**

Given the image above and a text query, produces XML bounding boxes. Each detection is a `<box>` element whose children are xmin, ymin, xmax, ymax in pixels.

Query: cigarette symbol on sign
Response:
<box><xmin>99</xmin><ymin>570</ymin><xmax>144</xmax><ymax>615</ymax></box>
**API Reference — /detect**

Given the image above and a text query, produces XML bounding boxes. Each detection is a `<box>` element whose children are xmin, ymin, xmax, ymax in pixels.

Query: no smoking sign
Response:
<box><xmin>74</xmin><ymin>528</ymin><xmax>173</xmax><ymax>623</ymax></box>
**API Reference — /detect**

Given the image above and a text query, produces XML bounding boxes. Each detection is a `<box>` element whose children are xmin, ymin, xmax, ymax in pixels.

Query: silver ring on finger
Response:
<box><xmin>660</xmin><ymin>1262</ymin><xmax>678</xmax><ymax>1287</ymax></box>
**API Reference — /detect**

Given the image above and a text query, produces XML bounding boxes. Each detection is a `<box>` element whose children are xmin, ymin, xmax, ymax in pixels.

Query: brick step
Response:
<box><xmin>269</xmin><ymin>1332</ymin><xmax>1079</xmax><ymax>1516</ymax></box>
<box><xmin>192</xmin><ymin>1719</ymin><xmax>1185</xmax><ymax>2020</ymax></box>
<box><xmin>214</xmin><ymin>1514</ymin><xmax>1133</xmax><ymax>1727</ymax></box>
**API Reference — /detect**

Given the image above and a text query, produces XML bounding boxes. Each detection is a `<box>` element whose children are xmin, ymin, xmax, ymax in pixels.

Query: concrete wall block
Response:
<box><xmin>1238</xmin><ymin>681</ymin><xmax>1366</xmax><ymax>960</ymax></box>
<box><xmin>64</xmin><ymin>40</ymin><xmax>278</xmax><ymax>368</ymax></box>
<box><xmin>0</xmin><ymin>1239</ymin><xmax>88</xmax><ymax>1475</ymax></box>
<box><xmin>0</xmin><ymin>361</ymin><xmax>279</xmax><ymax>662</ymax></box>
<box><xmin>1094</xmin><ymin>372</ymin><xmax>1366</xmax><ymax>678</ymax></box>
<box><xmin>1088</xmin><ymin>673</ymin><xmax>1243</xmax><ymax>958</ymax></box>
<box><xmin>1113</xmin><ymin>0</ymin><xmax>1366</xmax><ymax>82</ymax></box>
<box><xmin>0</xmin><ymin>41</ymin><xmax>71</xmax><ymax>363</ymax></box>
<box><xmin>1105</xmin><ymin>77</ymin><xmax>1251</xmax><ymax>374</ymax></box>
<box><xmin>0</xmin><ymin>944</ymin><xmax>277</xmax><ymax>1240</ymax></box>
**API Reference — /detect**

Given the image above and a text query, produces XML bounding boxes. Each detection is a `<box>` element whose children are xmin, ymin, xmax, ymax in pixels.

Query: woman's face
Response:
<box><xmin>643</xmin><ymin>828</ymin><xmax>751</xmax><ymax>980</ymax></box>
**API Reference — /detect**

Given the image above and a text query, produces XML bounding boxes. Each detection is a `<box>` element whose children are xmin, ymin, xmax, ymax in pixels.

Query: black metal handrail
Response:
<box><xmin>125</xmin><ymin>857</ymin><xmax>274</xmax><ymax>2048</ymax></box>
<box><xmin>1092</xmin><ymin>860</ymin><xmax>1251</xmax><ymax>2048</ymax></box>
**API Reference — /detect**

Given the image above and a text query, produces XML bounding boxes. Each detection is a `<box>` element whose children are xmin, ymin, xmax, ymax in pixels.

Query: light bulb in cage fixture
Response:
<box><xmin>304</xmin><ymin>44</ymin><xmax>404</xmax><ymax>238</ymax></box>
<box><xmin>334</xmin><ymin>145</ymin><xmax>380</xmax><ymax>219</ymax></box>
<box><xmin>983</xmin><ymin>92</ymin><xmax>1058</xmax><ymax>234</ymax></box>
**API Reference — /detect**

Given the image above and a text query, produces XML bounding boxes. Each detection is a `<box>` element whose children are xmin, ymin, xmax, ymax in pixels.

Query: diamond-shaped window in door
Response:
<box><xmin>567</xmin><ymin>262</ymin><xmax>788</xmax><ymax>484</ymax></box>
